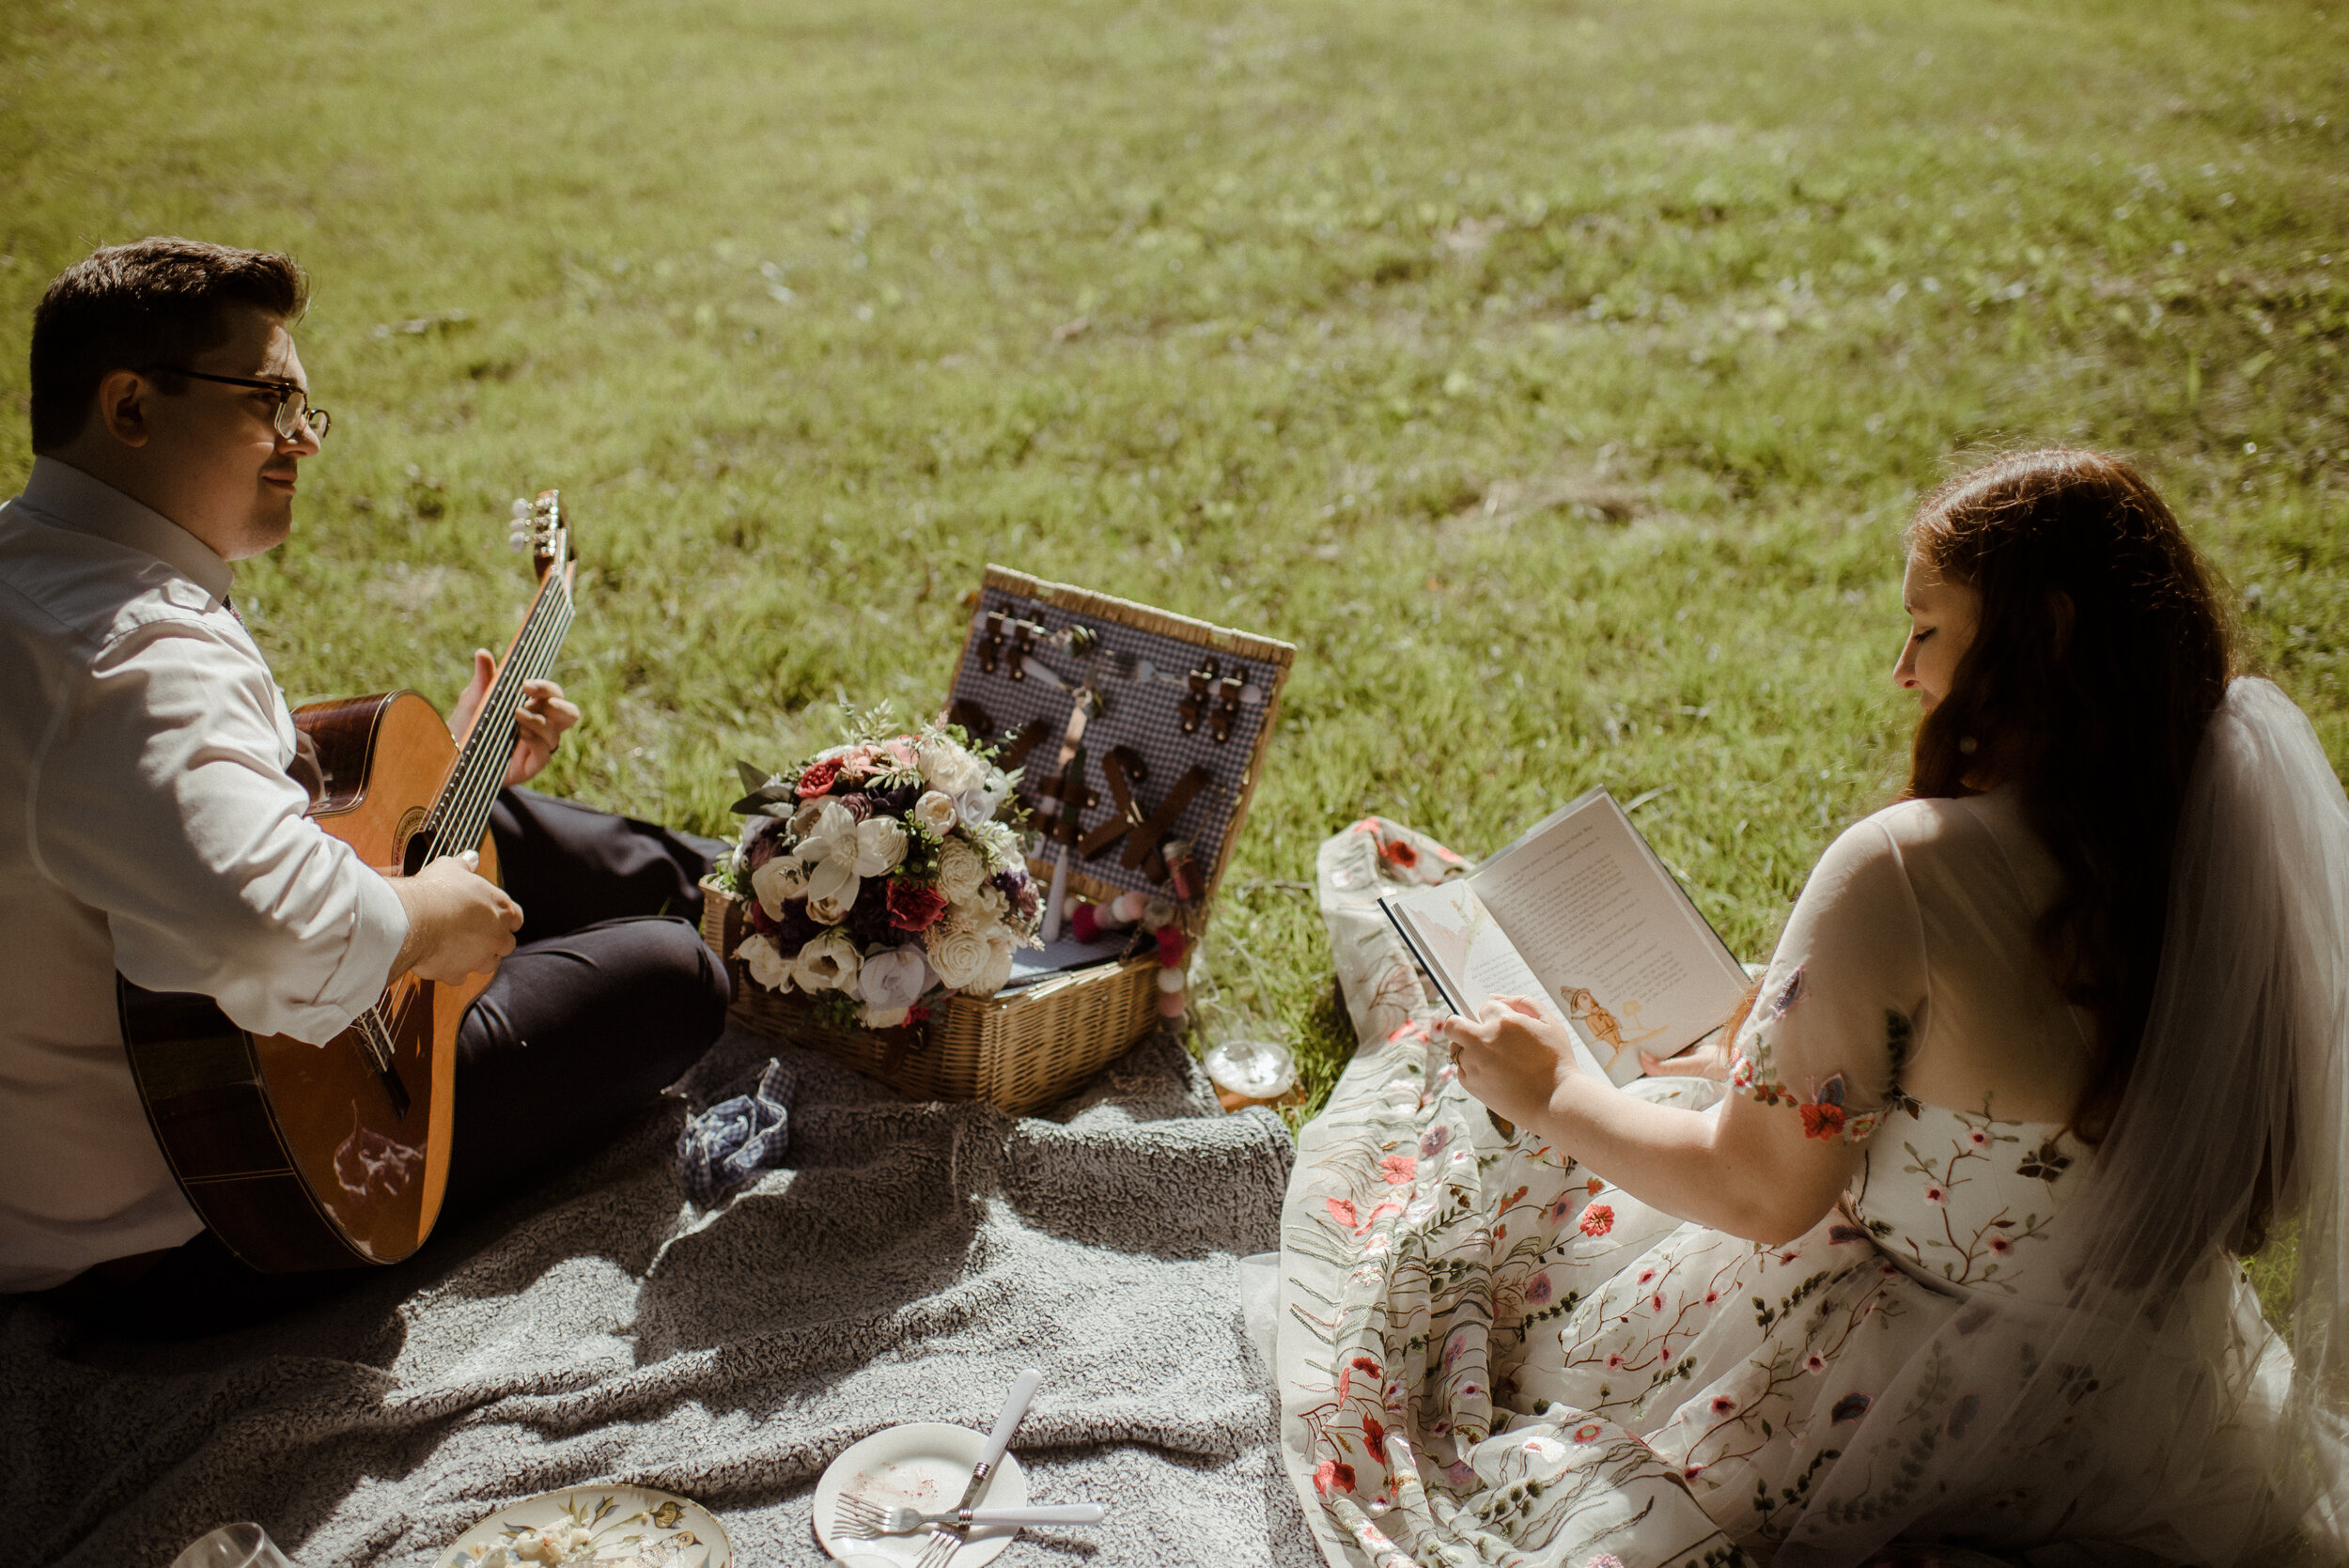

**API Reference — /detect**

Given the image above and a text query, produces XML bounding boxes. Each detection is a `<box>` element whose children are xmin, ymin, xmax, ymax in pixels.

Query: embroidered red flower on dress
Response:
<box><xmin>1579</xmin><ymin>1203</ymin><xmax>1616</xmax><ymax>1238</ymax></box>
<box><xmin>1313</xmin><ymin>1459</ymin><xmax>1357</xmax><ymax>1497</ymax></box>
<box><xmin>1799</xmin><ymin>1073</ymin><xmax>1853</xmax><ymax>1141</ymax></box>
<box><xmin>1378</xmin><ymin>1154</ymin><xmax>1417</xmax><ymax>1185</ymax></box>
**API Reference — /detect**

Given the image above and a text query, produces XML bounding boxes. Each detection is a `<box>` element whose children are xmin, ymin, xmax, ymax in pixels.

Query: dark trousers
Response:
<box><xmin>41</xmin><ymin>789</ymin><xmax>732</xmax><ymax>1338</ymax></box>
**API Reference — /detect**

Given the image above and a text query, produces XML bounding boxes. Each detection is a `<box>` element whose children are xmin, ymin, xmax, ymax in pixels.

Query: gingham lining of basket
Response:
<box><xmin>949</xmin><ymin>584</ymin><xmax>1273</xmax><ymax>906</ymax></box>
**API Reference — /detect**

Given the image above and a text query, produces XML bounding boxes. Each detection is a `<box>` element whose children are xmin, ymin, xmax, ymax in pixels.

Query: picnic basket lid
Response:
<box><xmin>947</xmin><ymin>566</ymin><xmax>1296</xmax><ymax>929</ymax></box>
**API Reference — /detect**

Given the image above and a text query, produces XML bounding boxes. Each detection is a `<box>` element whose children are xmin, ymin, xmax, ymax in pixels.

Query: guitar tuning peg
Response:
<box><xmin>510</xmin><ymin>497</ymin><xmax>533</xmax><ymax>521</ymax></box>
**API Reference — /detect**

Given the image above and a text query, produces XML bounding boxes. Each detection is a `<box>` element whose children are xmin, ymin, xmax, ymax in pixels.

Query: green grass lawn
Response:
<box><xmin>3</xmin><ymin>0</ymin><xmax>2342</xmax><ymax>1301</ymax></box>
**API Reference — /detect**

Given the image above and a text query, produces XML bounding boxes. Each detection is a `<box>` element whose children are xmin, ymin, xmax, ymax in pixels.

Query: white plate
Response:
<box><xmin>437</xmin><ymin>1485</ymin><xmax>728</xmax><ymax>1568</ymax></box>
<box><xmin>812</xmin><ymin>1421</ymin><xmax>1032</xmax><ymax>1566</ymax></box>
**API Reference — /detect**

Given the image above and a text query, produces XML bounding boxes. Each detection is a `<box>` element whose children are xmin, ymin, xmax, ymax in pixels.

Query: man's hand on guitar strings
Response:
<box><xmin>388</xmin><ymin>848</ymin><xmax>525</xmax><ymax>986</ymax></box>
<box><xmin>451</xmin><ymin>648</ymin><xmax>582</xmax><ymax>789</ymax></box>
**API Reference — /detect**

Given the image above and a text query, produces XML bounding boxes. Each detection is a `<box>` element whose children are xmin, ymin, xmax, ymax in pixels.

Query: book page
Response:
<box><xmin>1470</xmin><ymin>790</ymin><xmax>1748</xmax><ymax>1080</ymax></box>
<box><xmin>1383</xmin><ymin>882</ymin><xmax>1613</xmax><ymax>1082</ymax></box>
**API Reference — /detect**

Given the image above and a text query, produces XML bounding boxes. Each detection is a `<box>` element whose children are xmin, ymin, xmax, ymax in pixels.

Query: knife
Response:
<box><xmin>954</xmin><ymin>1367</ymin><xmax>1043</xmax><ymax>1519</ymax></box>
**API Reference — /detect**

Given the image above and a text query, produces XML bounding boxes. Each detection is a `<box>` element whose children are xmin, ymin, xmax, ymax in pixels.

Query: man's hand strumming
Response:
<box><xmin>389</xmin><ymin>849</ymin><xmax>523</xmax><ymax>985</ymax></box>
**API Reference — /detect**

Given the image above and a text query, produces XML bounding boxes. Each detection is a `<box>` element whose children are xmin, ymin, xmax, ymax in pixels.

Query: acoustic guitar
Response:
<box><xmin>117</xmin><ymin>492</ymin><xmax>577</xmax><ymax>1272</ymax></box>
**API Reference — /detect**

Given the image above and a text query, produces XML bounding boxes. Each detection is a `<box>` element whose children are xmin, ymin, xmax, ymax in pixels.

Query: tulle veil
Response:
<box><xmin>1777</xmin><ymin>676</ymin><xmax>2349</xmax><ymax>1563</ymax></box>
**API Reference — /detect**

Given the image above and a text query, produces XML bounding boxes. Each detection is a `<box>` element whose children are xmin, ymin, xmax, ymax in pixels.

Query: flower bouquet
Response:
<box><xmin>711</xmin><ymin>709</ymin><xmax>1043</xmax><ymax>1032</ymax></box>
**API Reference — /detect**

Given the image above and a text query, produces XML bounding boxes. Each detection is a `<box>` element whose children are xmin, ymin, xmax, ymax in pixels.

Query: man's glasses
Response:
<box><xmin>156</xmin><ymin>367</ymin><xmax>332</xmax><ymax>442</ymax></box>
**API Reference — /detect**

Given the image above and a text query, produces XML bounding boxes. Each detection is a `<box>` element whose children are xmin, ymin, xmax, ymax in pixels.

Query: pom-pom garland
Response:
<box><xmin>1064</xmin><ymin>891</ymin><xmax>1190</xmax><ymax>1020</ymax></box>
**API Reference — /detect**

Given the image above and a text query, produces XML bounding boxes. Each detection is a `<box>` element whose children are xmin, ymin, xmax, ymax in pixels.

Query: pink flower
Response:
<box><xmin>1637</xmin><ymin>1266</ymin><xmax>1657</xmax><ymax>1286</ymax></box>
<box><xmin>1379</xmin><ymin>1154</ymin><xmax>1417</xmax><ymax>1185</ymax></box>
<box><xmin>1313</xmin><ymin>1459</ymin><xmax>1357</xmax><ymax>1498</ymax></box>
<box><xmin>1986</xmin><ymin>1233</ymin><xmax>2014</xmax><ymax>1256</ymax></box>
<box><xmin>1683</xmin><ymin>1463</ymin><xmax>1704</xmax><ymax>1480</ymax></box>
<box><xmin>1525</xmin><ymin>1273</ymin><xmax>1554</xmax><ymax>1304</ymax></box>
<box><xmin>1325</xmin><ymin>1197</ymin><xmax>1360</xmax><ymax>1230</ymax></box>
<box><xmin>1968</xmin><ymin>1128</ymin><xmax>1989</xmax><ymax>1147</ymax></box>
<box><xmin>1709</xmin><ymin>1394</ymin><xmax>1737</xmax><ymax>1415</ymax></box>
<box><xmin>1805</xmin><ymin>1352</ymin><xmax>1828</xmax><ymax>1374</ymax></box>
<box><xmin>1651</xmin><ymin>1293</ymin><xmax>1664</xmax><ymax>1311</ymax></box>
<box><xmin>1419</xmin><ymin>1126</ymin><xmax>1450</xmax><ymax>1159</ymax></box>
<box><xmin>1703</xmin><ymin>1291</ymin><xmax>1719</xmax><ymax>1305</ymax></box>
<box><xmin>1572</xmin><ymin>1422</ymin><xmax>1603</xmax><ymax>1442</ymax></box>
<box><xmin>1923</xmin><ymin>1185</ymin><xmax>1947</xmax><ymax>1206</ymax></box>
<box><xmin>1606</xmin><ymin>1352</ymin><xmax>1624</xmax><ymax>1369</ymax></box>
<box><xmin>1579</xmin><ymin>1204</ymin><xmax>1616</xmax><ymax>1239</ymax></box>
<box><xmin>795</xmin><ymin>758</ymin><xmax>842</xmax><ymax>798</ymax></box>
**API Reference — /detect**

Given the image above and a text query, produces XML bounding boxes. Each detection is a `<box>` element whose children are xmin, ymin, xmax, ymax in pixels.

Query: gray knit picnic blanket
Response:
<box><xmin>3</xmin><ymin>1025</ymin><xmax>1316</xmax><ymax>1568</ymax></box>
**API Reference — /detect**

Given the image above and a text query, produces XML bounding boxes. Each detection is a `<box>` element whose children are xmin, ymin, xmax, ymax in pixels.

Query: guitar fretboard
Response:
<box><xmin>414</xmin><ymin>565</ymin><xmax>575</xmax><ymax>866</ymax></box>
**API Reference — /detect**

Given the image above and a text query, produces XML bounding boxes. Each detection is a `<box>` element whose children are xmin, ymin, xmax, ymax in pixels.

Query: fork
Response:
<box><xmin>831</xmin><ymin>1498</ymin><xmax>1107</xmax><ymax>1539</ymax></box>
<box><xmin>914</xmin><ymin>1370</ymin><xmax>1043</xmax><ymax>1568</ymax></box>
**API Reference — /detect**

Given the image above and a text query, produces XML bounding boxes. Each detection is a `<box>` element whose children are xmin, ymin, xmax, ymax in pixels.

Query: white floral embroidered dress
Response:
<box><xmin>1273</xmin><ymin>796</ymin><xmax>2227</xmax><ymax>1568</ymax></box>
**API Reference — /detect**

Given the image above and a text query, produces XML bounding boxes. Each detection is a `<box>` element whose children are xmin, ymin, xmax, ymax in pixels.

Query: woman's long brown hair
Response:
<box><xmin>1903</xmin><ymin>450</ymin><xmax>2234</xmax><ymax>1147</ymax></box>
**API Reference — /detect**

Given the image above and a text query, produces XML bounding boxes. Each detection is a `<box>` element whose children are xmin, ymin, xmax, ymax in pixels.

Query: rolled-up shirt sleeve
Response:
<box><xmin>30</xmin><ymin>613</ymin><xmax>409</xmax><ymax>1044</ymax></box>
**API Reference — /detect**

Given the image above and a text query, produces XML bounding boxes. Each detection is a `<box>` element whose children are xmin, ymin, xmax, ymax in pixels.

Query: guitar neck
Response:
<box><xmin>411</xmin><ymin>560</ymin><xmax>575</xmax><ymax>870</ymax></box>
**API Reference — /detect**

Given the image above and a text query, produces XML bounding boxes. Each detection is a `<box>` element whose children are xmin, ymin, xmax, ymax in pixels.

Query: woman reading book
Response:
<box><xmin>1278</xmin><ymin>449</ymin><xmax>2347</xmax><ymax>1566</ymax></box>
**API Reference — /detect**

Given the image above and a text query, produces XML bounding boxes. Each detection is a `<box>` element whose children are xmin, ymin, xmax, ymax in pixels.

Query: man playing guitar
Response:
<box><xmin>0</xmin><ymin>238</ymin><xmax>730</xmax><ymax>1334</ymax></box>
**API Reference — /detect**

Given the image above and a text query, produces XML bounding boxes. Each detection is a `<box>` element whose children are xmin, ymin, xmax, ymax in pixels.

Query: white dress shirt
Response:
<box><xmin>0</xmin><ymin>458</ymin><xmax>410</xmax><ymax>1291</ymax></box>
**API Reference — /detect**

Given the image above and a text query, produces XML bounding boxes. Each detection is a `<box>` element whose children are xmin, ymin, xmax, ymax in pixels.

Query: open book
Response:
<box><xmin>1380</xmin><ymin>788</ymin><xmax>1750</xmax><ymax>1086</ymax></box>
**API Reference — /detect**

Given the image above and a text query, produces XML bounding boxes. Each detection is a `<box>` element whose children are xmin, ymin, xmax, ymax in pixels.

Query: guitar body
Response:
<box><xmin>117</xmin><ymin>691</ymin><xmax>490</xmax><ymax>1272</ymax></box>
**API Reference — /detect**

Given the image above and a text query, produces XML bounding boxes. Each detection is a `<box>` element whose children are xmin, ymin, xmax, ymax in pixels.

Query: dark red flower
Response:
<box><xmin>1799</xmin><ymin>1101</ymin><xmax>1848</xmax><ymax>1141</ymax></box>
<box><xmin>886</xmin><ymin>879</ymin><xmax>949</xmax><ymax>932</ymax></box>
<box><xmin>795</xmin><ymin>758</ymin><xmax>842</xmax><ymax>799</ymax></box>
<box><xmin>1579</xmin><ymin>1203</ymin><xmax>1615</xmax><ymax>1238</ymax></box>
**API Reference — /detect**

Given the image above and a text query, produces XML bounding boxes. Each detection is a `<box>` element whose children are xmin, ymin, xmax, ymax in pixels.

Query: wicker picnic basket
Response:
<box><xmin>700</xmin><ymin>565</ymin><xmax>1295</xmax><ymax>1114</ymax></box>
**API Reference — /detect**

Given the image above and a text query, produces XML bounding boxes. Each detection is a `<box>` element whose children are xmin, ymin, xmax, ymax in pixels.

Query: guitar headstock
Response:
<box><xmin>506</xmin><ymin>489</ymin><xmax>574</xmax><ymax>580</ymax></box>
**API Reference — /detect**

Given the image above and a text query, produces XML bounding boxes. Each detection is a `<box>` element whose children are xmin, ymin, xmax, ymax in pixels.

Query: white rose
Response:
<box><xmin>971</xmin><ymin>932</ymin><xmax>1017</xmax><ymax>996</ymax></box>
<box><xmin>738</xmin><ymin>933</ymin><xmax>794</xmax><ymax>992</ymax></box>
<box><xmin>926</xmin><ymin>919</ymin><xmax>989</xmax><ymax>990</ymax></box>
<box><xmin>860</xmin><ymin>944</ymin><xmax>933</xmax><ymax>1011</ymax></box>
<box><xmin>860</xmin><ymin>1001</ymin><xmax>911</xmax><ymax>1030</ymax></box>
<box><xmin>855</xmin><ymin>815</ymin><xmax>909</xmax><ymax>877</ymax></box>
<box><xmin>750</xmin><ymin>853</ymin><xmax>809</xmax><ymax>917</ymax></box>
<box><xmin>806</xmin><ymin>888</ymin><xmax>856</xmax><ymax>925</ymax></box>
<box><xmin>793</xmin><ymin>930</ymin><xmax>862</xmax><ymax>992</ymax></box>
<box><xmin>920</xmin><ymin>739</ymin><xmax>984</xmax><ymax>794</ymax></box>
<box><xmin>912</xmin><ymin>789</ymin><xmax>959</xmax><ymax>837</ymax></box>
<box><xmin>936</xmin><ymin>837</ymin><xmax>987</xmax><ymax>903</ymax></box>
<box><xmin>964</xmin><ymin>883</ymin><xmax>1009</xmax><ymax>924</ymax></box>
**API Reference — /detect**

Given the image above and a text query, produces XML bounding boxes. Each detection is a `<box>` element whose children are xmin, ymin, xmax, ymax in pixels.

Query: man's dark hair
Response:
<box><xmin>29</xmin><ymin>237</ymin><xmax>307</xmax><ymax>452</ymax></box>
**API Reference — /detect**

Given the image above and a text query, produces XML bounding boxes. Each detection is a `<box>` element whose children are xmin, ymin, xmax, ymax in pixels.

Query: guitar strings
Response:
<box><xmin>424</xmin><ymin>563</ymin><xmax>572</xmax><ymax>859</ymax></box>
<box><xmin>432</xmin><ymin>573</ymin><xmax>572</xmax><ymax>864</ymax></box>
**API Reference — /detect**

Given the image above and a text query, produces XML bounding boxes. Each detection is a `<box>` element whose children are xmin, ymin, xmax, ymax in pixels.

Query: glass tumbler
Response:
<box><xmin>169</xmin><ymin>1523</ymin><xmax>298</xmax><ymax>1568</ymax></box>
